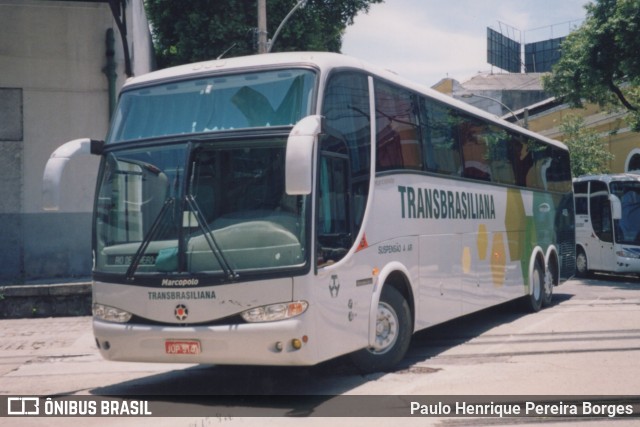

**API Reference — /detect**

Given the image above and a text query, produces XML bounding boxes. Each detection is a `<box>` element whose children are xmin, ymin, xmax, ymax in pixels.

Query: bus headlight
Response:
<box><xmin>241</xmin><ymin>301</ymin><xmax>308</xmax><ymax>323</ymax></box>
<box><xmin>92</xmin><ymin>303</ymin><xmax>132</xmax><ymax>323</ymax></box>
<box><xmin>616</xmin><ymin>249</ymin><xmax>640</xmax><ymax>259</ymax></box>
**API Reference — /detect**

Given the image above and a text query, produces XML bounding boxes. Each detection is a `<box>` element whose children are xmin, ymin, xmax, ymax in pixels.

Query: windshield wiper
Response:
<box><xmin>126</xmin><ymin>197</ymin><xmax>175</xmax><ymax>280</ymax></box>
<box><xmin>186</xmin><ymin>195</ymin><xmax>238</xmax><ymax>280</ymax></box>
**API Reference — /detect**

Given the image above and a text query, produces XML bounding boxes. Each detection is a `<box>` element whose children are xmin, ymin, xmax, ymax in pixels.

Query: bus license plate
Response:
<box><xmin>165</xmin><ymin>340</ymin><xmax>201</xmax><ymax>355</ymax></box>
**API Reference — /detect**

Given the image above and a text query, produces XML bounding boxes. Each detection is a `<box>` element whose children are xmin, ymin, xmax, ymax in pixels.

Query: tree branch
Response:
<box><xmin>608</xmin><ymin>80</ymin><xmax>638</xmax><ymax>112</ymax></box>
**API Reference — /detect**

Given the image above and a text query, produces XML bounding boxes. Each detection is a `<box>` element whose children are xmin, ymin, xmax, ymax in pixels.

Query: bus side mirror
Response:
<box><xmin>42</xmin><ymin>138</ymin><xmax>103</xmax><ymax>211</ymax></box>
<box><xmin>285</xmin><ymin>115</ymin><xmax>322</xmax><ymax>195</ymax></box>
<box><xmin>610</xmin><ymin>194</ymin><xmax>622</xmax><ymax>220</ymax></box>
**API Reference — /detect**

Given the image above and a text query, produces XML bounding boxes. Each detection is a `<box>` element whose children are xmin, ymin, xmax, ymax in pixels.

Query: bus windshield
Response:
<box><xmin>612</xmin><ymin>181</ymin><xmax>640</xmax><ymax>244</ymax></box>
<box><xmin>94</xmin><ymin>140</ymin><xmax>308</xmax><ymax>277</ymax></box>
<box><xmin>107</xmin><ymin>69</ymin><xmax>316</xmax><ymax>143</ymax></box>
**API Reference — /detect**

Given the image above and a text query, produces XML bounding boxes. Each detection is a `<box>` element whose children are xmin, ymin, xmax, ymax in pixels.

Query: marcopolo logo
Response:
<box><xmin>161</xmin><ymin>278</ymin><xmax>199</xmax><ymax>287</ymax></box>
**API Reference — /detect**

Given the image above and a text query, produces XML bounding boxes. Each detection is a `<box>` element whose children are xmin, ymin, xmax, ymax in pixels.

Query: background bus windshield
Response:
<box><xmin>611</xmin><ymin>181</ymin><xmax>640</xmax><ymax>244</ymax></box>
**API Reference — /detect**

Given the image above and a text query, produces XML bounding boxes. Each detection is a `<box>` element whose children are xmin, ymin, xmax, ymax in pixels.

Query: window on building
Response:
<box><xmin>0</xmin><ymin>88</ymin><xmax>23</xmax><ymax>141</ymax></box>
<box><xmin>628</xmin><ymin>152</ymin><xmax>640</xmax><ymax>172</ymax></box>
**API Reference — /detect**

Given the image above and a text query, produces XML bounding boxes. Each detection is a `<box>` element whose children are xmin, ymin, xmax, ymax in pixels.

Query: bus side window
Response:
<box><xmin>573</xmin><ymin>181</ymin><xmax>589</xmax><ymax>216</ymax></box>
<box><xmin>485</xmin><ymin>125</ymin><xmax>515</xmax><ymax>184</ymax></box>
<box><xmin>547</xmin><ymin>147</ymin><xmax>572</xmax><ymax>192</ymax></box>
<box><xmin>459</xmin><ymin>117</ymin><xmax>491</xmax><ymax>181</ymax></box>
<box><xmin>375</xmin><ymin>81</ymin><xmax>422</xmax><ymax>171</ymax></box>
<box><xmin>512</xmin><ymin>136</ymin><xmax>532</xmax><ymax>187</ymax></box>
<box><xmin>419</xmin><ymin>98</ymin><xmax>461</xmax><ymax>176</ymax></box>
<box><xmin>522</xmin><ymin>139</ymin><xmax>551</xmax><ymax>190</ymax></box>
<box><xmin>317</xmin><ymin>152</ymin><xmax>351</xmax><ymax>266</ymax></box>
<box><xmin>590</xmin><ymin>181</ymin><xmax>613</xmax><ymax>242</ymax></box>
<box><xmin>319</xmin><ymin>71</ymin><xmax>372</xmax><ymax>266</ymax></box>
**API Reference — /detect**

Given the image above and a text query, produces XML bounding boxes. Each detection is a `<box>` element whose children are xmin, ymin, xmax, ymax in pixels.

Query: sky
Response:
<box><xmin>341</xmin><ymin>0</ymin><xmax>589</xmax><ymax>87</ymax></box>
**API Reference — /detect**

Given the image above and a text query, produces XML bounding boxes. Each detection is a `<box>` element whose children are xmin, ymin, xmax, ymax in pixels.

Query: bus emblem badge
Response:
<box><xmin>175</xmin><ymin>304</ymin><xmax>189</xmax><ymax>321</ymax></box>
<box><xmin>329</xmin><ymin>275</ymin><xmax>340</xmax><ymax>298</ymax></box>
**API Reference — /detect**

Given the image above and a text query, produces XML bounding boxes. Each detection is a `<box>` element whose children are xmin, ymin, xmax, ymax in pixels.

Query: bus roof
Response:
<box><xmin>574</xmin><ymin>173</ymin><xmax>640</xmax><ymax>184</ymax></box>
<box><xmin>123</xmin><ymin>51</ymin><xmax>568</xmax><ymax>151</ymax></box>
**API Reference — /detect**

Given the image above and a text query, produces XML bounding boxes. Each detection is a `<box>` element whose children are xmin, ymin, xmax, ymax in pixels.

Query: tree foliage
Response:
<box><xmin>560</xmin><ymin>115</ymin><xmax>613</xmax><ymax>177</ymax></box>
<box><xmin>145</xmin><ymin>0</ymin><xmax>382</xmax><ymax>69</ymax></box>
<box><xmin>542</xmin><ymin>0</ymin><xmax>640</xmax><ymax>130</ymax></box>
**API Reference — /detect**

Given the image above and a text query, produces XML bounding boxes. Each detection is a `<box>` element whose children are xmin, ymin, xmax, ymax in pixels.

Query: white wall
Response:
<box><xmin>0</xmin><ymin>0</ymin><xmax>153</xmax><ymax>282</ymax></box>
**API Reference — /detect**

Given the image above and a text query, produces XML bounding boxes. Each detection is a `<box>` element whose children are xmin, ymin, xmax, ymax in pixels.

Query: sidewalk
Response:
<box><xmin>0</xmin><ymin>280</ymin><xmax>91</xmax><ymax>319</ymax></box>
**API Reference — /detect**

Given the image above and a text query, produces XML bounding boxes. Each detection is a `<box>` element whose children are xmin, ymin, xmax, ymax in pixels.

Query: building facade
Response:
<box><xmin>0</xmin><ymin>0</ymin><xmax>153</xmax><ymax>284</ymax></box>
<box><xmin>521</xmin><ymin>101</ymin><xmax>640</xmax><ymax>174</ymax></box>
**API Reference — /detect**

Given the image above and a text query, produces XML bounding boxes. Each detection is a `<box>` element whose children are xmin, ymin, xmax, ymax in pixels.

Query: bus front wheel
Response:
<box><xmin>576</xmin><ymin>249</ymin><xmax>589</xmax><ymax>277</ymax></box>
<box><xmin>350</xmin><ymin>286</ymin><xmax>412</xmax><ymax>373</ymax></box>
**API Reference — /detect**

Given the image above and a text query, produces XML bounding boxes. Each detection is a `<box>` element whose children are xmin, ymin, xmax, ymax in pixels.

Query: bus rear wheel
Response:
<box><xmin>350</xmin><ymin>286</ymin><xmax>412</xmax><ymax>373</ymax></box>
<box><xmin>542</xmin><ymin>262</ymin><xmax>556</xmax><ymax>307</ymax></box>
<box><xmin>523</xmin><ymin>259</ymin><xmax>544</xmax><ymax>313</ymax></box>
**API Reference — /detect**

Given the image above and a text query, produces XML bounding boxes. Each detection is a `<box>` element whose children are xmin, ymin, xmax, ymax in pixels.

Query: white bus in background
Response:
<box><xmin>43</xmin><ymin>52</ymin><xmax>575</xmax><ymax>372</ymax></box>
<box><xmin>573</xmin><ymin>174</ymin><xmax>640</xmax><ymax>277</ymax></box>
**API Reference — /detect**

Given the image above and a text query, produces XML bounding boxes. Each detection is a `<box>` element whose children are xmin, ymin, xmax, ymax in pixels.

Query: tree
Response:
<box><xmin>145</xmin><ymin>0</ymin><xmax>382</xmax><ymax>69</ymax></box>
<box><xmin>560</xmin><ymin>115</ymin><xmax>613</xmax><ymax>177</ymax></box>
<box><xmin>542</xmin><ymin>0</ymin><xmax>640</xmax><ymax>130</ymax></box>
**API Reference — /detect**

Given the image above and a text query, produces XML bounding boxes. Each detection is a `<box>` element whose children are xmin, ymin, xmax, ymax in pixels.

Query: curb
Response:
<box><xmin>0</xmin><ymin>282</ymin><xmax>92</xmax><ymax>319</ymax></box>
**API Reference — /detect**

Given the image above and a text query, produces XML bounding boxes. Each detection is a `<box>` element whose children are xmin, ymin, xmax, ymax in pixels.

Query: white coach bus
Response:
<box><xmin>573</xmin><ymin>174</ymin><xmax>640</xmax><ymax>277</ymax></box>
<box><xmin>43</xmin><ymin>52</ymin><xmax>575</xmax><ymax>372</ymax></box>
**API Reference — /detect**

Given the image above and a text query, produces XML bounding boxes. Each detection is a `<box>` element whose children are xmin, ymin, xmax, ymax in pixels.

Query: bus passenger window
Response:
<box><xmin>375</xmin><ymin>81</ymin><xmax>421</xmax><ymax>171</ymax></box>
<box><xmin>573</xmin><ymin>181</ymin><xmax>589</xmax><ymax>215</ymax></box>
<box><xmin>484</xmin><ymin>126</ymin><xmax>514</xmax><ymax>185</ymax></box>
<box><xmin>460</xmin><ymin>119</ymin><xmax>491</xmax><ymax>181</ymax></box>
<box><xmin>377</xmin><ymin>126</ymin><xmax>403</xmax><ymax>169</ymax></box>
<box><xmin>511</xmin><ymin>137</ymin><xmax>531</xmax><ymax>187</ymax></box>
<box><xmin>523</xmin><ymin>140</ymin><xmax>551</xmax><ymax>190</ymax></box>
<box><xmin>590</xmin><ymin>181</ymin><xmax>613</xmax><ymax>243</ymax></box>
<box><xmin>575</xmin><ymin>196</ymin><xmax>588</xmax><ymax>216</ymax></box>
<box><xmin>419</xmin><ymin>99</ymin><xmax>461</xmax><ymax>175</ymax></box>
<box><xmin>547</xmin><ymin>148</ymin><xmax>572</xmax><ymax>192</ymax></box>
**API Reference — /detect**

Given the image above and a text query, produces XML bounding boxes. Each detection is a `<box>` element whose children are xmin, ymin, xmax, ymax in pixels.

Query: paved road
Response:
<box><xmin>1</xmin><ymin>275</ymin><xmax>639</xmax><ymax>426</ymax></box>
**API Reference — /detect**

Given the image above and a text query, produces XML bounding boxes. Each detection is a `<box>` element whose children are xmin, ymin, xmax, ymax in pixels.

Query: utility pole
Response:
<box><xmin>268</xmin><ymin>0</ymin><xmax>307</xmax><ymax>52</ymax></box>
<box><xmin>257</xmin><ymin>0</ymin><xmax>268</xmax><ymax>53</ymax></box>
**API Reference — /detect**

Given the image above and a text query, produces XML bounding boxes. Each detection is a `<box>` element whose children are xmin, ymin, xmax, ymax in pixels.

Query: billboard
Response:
<box><xmin>487</xmin><ymin>27</ymin><xmax>521</xmax><ymax>73</ymax></box>
<box><xmin>524</xmin><ymin>36</ymin><xmax>565</xmax><ymax>72</ymax></box>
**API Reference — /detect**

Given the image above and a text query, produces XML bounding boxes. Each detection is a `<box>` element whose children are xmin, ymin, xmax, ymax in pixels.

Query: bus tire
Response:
<box><xmin>576</xmin><ymin>249</ymin><xmax>589</xmax><ymax>277</ymax></box>
<box><xmin>523</xmin><ymin>259</ymin><xmax>543</xmax><ymax>313</ymax></box>
<box><xmin>350</xmin><ymin>286</ymin><xmax>412</xmax><ymax>373</ymax></box>
<box><xmin>542</xmin><ymin>262</ymin><xmax>556</xmax><ymax>307</ymax></box>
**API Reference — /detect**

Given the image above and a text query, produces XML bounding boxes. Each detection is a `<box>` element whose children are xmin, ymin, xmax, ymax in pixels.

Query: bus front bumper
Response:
<box><xmin>93</xmin><ymin>317</ymin><xmax>317</xmax><ymax>366</ymax></box>
<box><xmin>614</xmin><ymin>254</ymin><xmax>640</xmax><ymax>274</ymax></box>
